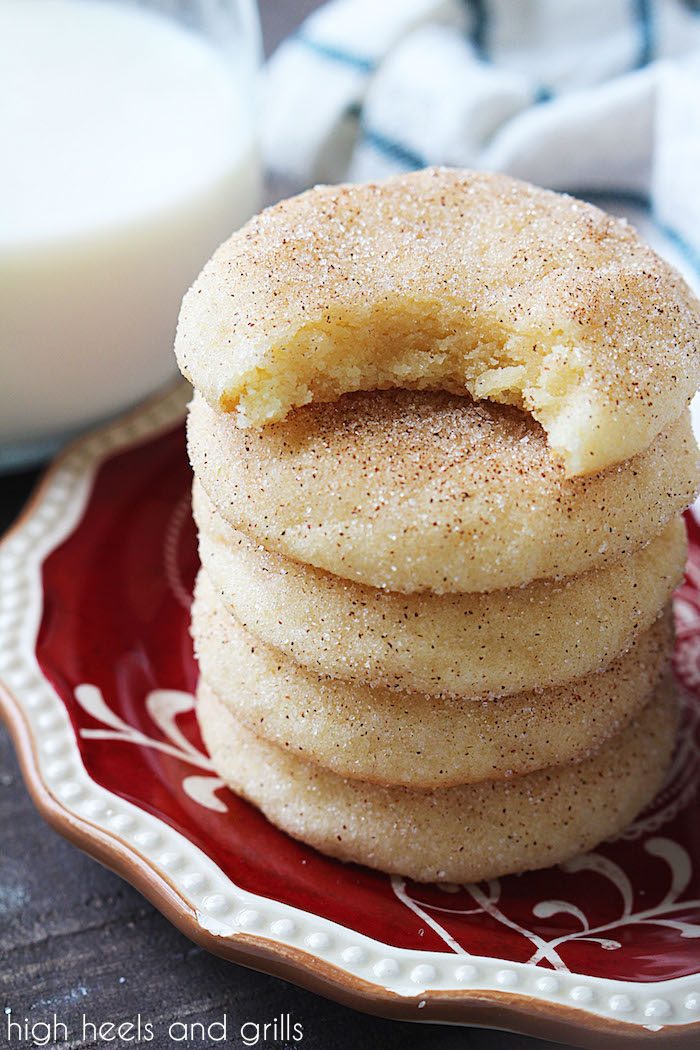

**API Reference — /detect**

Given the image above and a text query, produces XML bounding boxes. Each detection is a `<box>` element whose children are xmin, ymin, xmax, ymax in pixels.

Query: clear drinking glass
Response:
<box><xmin>0</xmin><ymin>0</ymin><xmax>262</xmax><ymax>470</ymax></box>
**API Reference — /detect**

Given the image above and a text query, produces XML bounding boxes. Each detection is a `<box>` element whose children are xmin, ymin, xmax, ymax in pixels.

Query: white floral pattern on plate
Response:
<box><xmin>74</xmin><ymin>678</ymin><xmax>700</xmax><ymax>972</ymax></box>
<box><xmin>76</xmin><ymin>684</ymin><xmax>227</xmax><ymax>813</ymax></box>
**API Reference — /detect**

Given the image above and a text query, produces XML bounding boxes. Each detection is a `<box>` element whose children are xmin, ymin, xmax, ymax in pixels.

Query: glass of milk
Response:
<box><xmin>0</xmin><ymin>0</ymin><xmax>262</xmax><ymax>470</ymax></box>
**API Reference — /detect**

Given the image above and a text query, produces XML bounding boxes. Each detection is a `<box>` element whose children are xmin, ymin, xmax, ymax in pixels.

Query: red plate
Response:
<box><xmin>1</xmin><ymin>384</ymin><xmax>699</xmax><ymax>1048</ymax></box>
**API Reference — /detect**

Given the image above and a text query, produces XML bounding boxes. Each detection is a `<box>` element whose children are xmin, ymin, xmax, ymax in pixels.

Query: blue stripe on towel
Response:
<box><xmin>464</xmin><ymin>0</ymin><xmax>488</xmax><ymax>59</ymax></box>
<box><xmin>361</xmin><ymin>127</ymin><xmax>427</xmax><ymax>170</ymax></box>
<box><xmin>657</xmin><ymin>220</ymin><xmax>700</xmax><ymax>276</ymax></box>
<box><xmin>295</xmin><ymin>33</ymin><xmax>375</xmax><ymax>73</ymax></box>
<box><xmin>633</xmin><ymin>0</ymin><xmax>654</xmax><ymax>67</ymax></box>
<box><xmin>576</xmin><ymin>188</ymin><xmax>650</xmax><ymax>209</ymax></box>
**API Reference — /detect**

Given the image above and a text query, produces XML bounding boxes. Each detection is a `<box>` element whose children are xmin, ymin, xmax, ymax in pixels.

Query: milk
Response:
<box><xmin>0</xmin><ymin>0</ymin><xmax>260</xmax><ymax>457</ymax></box>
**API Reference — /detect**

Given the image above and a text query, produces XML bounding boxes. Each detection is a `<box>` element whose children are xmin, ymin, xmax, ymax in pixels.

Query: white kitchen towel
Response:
<box><xmin>263</xmin><ymin>0</ymin><xmax>700</xmax><ymax>290</ymax></box>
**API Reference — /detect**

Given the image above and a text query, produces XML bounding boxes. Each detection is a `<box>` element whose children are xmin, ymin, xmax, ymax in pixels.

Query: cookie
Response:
<box><xmin>192</xmin><ymin>568</ymin><xmax>673</xmax><ymax>788</ymax></box>
<box><xmin>176</xmin><ymin>168</ymin><xmax>700</xmax><ymax>476</ymax></box>
<box><xmin>195</xmin><ymin>482</ymin><xmax>686</xmax><ymax>698</ymax></box>
<box><xmin>197</xmin><ymin>678</ymin><xmax>678</xmax><ymax>884</ymax></box>
<box><xmin>188</xmin><ymin>390</ymin><xmax>697</xmax><ymax>594</ymax></box>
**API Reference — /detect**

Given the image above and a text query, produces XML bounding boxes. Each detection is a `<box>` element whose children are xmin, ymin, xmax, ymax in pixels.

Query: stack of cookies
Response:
<box><xmin>176</xmin><ymin>169</ymin><xmax>700</xmax><ymax>883</ymax></box>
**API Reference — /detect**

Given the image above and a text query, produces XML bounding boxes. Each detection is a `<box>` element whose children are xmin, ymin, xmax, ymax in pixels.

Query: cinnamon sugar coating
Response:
<box><xmin>188</xmin><ymin>389</ymin><xmax>698</xmax><ymax>594</ymax></box>
<box><xmin>197</xmin><ymin>678</ymin><xmax>678</xmax><ymax>884</ymax></box>
<box><xmin>192</xmin><ymin>567</ymin><xmax>672</xmax><ymax>789</ymax></box>
<box><xmin>176</xmin><ymin>168</ymin><xmax>700</xmax><ymax>476</ymax></box>
<box><xmin>194</xmin><ymin>481</ymin><xmax>686</xmax><ymax>699</ymax></box>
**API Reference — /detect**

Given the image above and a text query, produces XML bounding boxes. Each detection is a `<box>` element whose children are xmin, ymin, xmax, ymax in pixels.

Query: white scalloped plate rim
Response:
<box><xmin>1</xmin><ymin>382</ymin><xmax>700</xmax><ymax>1043</ymax></box>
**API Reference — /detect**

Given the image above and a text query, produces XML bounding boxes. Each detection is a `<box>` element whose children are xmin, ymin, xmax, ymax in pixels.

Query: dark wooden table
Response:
<box><xmin>0</xmin><ymin>3</ymin><xmax>576</xmax><ymax>1047</ymax></box>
